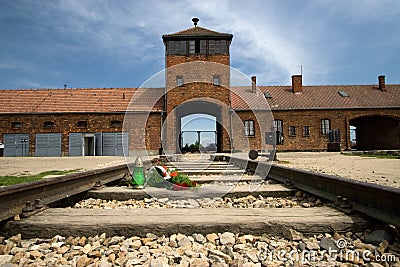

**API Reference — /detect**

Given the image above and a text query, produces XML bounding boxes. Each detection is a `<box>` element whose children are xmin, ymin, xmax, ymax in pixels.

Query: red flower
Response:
<box><xmin>170</xmin><ymin>171</ymin><xmax>178</xmax><ymax>177</ymax></box>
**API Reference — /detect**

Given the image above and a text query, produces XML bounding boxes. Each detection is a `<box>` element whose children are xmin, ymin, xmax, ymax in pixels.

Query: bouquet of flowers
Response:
<box><xmin>146</xmin><ymin>166</ymin><xmax>198</xmax><ymax>190</ymax></box>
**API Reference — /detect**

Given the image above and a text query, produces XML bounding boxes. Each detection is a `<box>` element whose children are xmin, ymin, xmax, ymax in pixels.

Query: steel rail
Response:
<box><xmin>227</xmin><ymin>156</ymin><xmax>400</xmax><ymax>227</ymax></box>
<box><xmin>0</xmin><ymin>164</ymin><xmax>130</xmax><ymax>222</ymax></box>
<box><xmin>0</xmin><ymin>155</ymin><xmax>184</xmax><ymax>222</ymax></box>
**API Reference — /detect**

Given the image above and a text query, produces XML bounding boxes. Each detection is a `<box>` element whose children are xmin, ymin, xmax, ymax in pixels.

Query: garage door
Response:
<box><xmin>4</xmin><ymin>134</ymin><xmax>30</xmax><ymax>157</ymax></box>
<box><xmin>35</xmin><ymin>133</ymin><xmax>62</xmax><ymax>157</ymax></box>
<box><xmin>102</xmin><ymin>132</ymin><xmax>128</xmax><ymax>156</ymax></box>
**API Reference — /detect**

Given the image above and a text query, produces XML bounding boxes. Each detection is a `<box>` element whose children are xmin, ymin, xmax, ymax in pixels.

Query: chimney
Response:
<box><xmin>251</xmin><ymin>76</ymin><xmax>256</xmax><ymax>93</ymax></box>
<box><xmin>378</xmin><ymin>75</ymin><xmax>386</xmax><ymax>91</ymax></box>
<box><xmin>292</xmin><ymin>75</ymin><xmax>302</xmax><ymax>94</ymax></box>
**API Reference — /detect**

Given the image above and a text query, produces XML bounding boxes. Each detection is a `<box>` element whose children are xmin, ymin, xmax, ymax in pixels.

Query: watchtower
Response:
<box><xmin>162</xmin><ymin>19</ymin><xmax>233</xmax><ymax>153</ymax></box>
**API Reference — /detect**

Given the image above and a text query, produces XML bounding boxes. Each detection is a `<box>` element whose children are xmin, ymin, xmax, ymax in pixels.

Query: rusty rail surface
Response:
<box><xmin>0</xmin><ymin>164</ymin><xmax>131</xmax><ymax>222</ymax></box>
<box><xmin>225</xmin><ymin>155</ymin><xmax>400</xmax><ymax>227</ymax></box>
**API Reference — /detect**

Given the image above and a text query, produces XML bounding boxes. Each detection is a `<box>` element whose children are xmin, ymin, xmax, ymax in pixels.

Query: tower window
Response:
<box><xmin>209</xmin><ymin>40</ymin><xmax>228</xmax><ymax>55</ymax></box>
<box><xmin>244</xmin><ymin>120</ymin><xmax>255</xmax><ymax>136</ymax></box>
<box><xmin>168</xmin><ymin>40</ymin><xmax>186</xmax><ymax>55</ymax></box>
<box><xmin>189</xmin><ymin>40</ymin><xmax>201</xmax><ymax>54</ymax></box>
<box><xmin>176</xmin><ymin>76</ymin><xmax>183</xmax><ymax>87</ymax></box>
<box><xmin>213</xmin><ymin>75</ymin><xmax>220</xmax><ymax>86</ymax></box>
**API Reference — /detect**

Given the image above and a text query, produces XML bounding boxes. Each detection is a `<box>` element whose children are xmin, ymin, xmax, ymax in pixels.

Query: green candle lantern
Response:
<box><xmin>131</xmin><ymin>156</ymin><xmax>145</xmax><ymax>189</ymax></box>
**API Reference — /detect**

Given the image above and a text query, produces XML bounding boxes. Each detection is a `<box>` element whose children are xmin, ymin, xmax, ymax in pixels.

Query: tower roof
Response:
<box><xmin>162</xmin><ymin>26</ymin><xmax>233</xmax><ymax>40</ymax></box>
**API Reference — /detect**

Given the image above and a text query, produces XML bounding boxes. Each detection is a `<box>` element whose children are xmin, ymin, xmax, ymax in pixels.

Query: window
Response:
<box><xmin>111</xmin><ymin>120</ymin><xmax>122</xmax><ymax>128</ymax></box>
<box><xmin>289</xmin><ymin>126</ymin><xmax>296</xmax><ymax>136</ymax></box>
<box><xmin>168</xmin><ymin>40</ymin><xmax>186</xmax><ymax>55</ymax></box>
<box><xmin>43</xmin><ymin>121</ymin><xmax>55</xmax><ymax>129</ymax></box>
<box><xmin>200</xmin><ymin>40</ymin><xmax>207</xmax><ymax>53</ymax></box>
<box><xmin>244</xmin><ymin>120</ymin><xmax>255</xmax><ymax>136</ymax></box>
<box><xmin>264</xmin><ymin>92</ymin><xmax>272</xmax><ymax>98</ymax></box>
<box><xmin>338</xmin><ymin>91</ymin><xmax>349</xmax><ymax>97</ymax></box>
<box><xmin>213</xmin><ymin>75</ymin><xmax>220</xmax><ymax>86</ymax></box>
<box><xmin>176</xmin><ymin>76</ymin><xmax>183</xmax><ymax>87</ymax></box>
<box><xmin>321</xmin><ymin>119</ymin><xmax>330</xmax><ymax>135</ymax></box>
<box><xmin>303</xmin><ymin>126</ymin><xmax>310</xmax><ymax>136</ymax></box>
<box><xmin>11</xmin><ymin>122</ymin><xmax>22</xmax><ymax>129</ymax></box>
<box><xmin>273</xmin><ymin>119</ymin><xmax>283</xmax><ymax>133</ymax></box>
<box><xmin>209</xmin><ymin>39</ymin><xmax>228</xmax><ymax>55</ymax></box>
<box><xmin>77</xmin><ymin>120</ymin><xmax>88</xmax><ymax>128</ymax></box>
<box><xmin>189</xmin><ymin>40</ymin><xmax>201</xmax><ymax>54</ymax></box>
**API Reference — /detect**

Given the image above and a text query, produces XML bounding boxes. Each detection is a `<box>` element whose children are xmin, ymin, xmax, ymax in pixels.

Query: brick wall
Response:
<box><xmin>164</xmin><ymin>52</ymin><xmax>232</xmax><ymax>152</ymax></box>
<box><xmin>165</xmin><ymin>55</ymin><xmax>230</xmax><ymax>68</ymax></box>
<box><xmin>0</xmin><ymin>112</ymin><xmax>162</xmax><ymax>156</ymax></box>
<box><xmin>1</xmin><ymin>108</ymin><xmax>398</xmax><ymax>155</ymax></box>
<box><xmin>239</xmin><ymin>108</ymin><xmax>400</xmax><ymax>151</ymax></box>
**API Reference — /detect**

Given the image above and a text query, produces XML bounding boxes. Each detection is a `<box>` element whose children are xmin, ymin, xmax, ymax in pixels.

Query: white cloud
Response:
<box><xmin>1</xmin><ymin>0</ymin><xmax>399</xmax><ymax>88</ymax></box>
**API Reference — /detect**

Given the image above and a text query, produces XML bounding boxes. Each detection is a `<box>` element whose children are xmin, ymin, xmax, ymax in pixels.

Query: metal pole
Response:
<box><xmin>197</xmin><ymin>131</ymin><xmax>201</xmax><ymax>147</ymax></box>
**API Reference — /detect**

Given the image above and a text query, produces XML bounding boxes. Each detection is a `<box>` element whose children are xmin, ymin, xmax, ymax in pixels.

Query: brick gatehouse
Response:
<box><xmin>0</xmin><ymin>20</ymin><xmax>399</xmax><ymax>156</ymax></box>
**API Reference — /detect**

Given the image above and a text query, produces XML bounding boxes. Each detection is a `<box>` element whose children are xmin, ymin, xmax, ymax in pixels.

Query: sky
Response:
<box><xmin>1</xmin><ymin>0</ymin><xmax>400</xmax><ymax>90</ymax></box>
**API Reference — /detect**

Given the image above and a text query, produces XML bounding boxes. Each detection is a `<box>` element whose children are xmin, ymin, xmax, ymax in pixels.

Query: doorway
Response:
<box><xmin>84</xmin><ymin>134</ymin><xmax>95</xmax><ymax>156</ymax></box>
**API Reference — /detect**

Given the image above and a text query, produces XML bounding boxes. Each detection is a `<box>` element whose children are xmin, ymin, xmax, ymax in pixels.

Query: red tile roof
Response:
<box><xmin>231</xmin><ymin>85</ymin><xmax>400</xmax><ymax>110</ymax></box>
<box><xmin>1</xmin><ymin>84</ymin><xmax>399</xmax><ymax>114</ymax></box>
<box><xmin>0</xmin><ymin>88</ymin><xmax>164</xmax><ymax>114</ymax></box>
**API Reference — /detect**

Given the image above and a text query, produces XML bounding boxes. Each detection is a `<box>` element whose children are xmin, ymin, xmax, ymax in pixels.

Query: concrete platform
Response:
<box><xmin>3</xmin><ymin>207</ymin><xmax>367</xmax><ymax>238</ymax></box>
<box><xmin>87</xmin><ymin>183</ymin><xmax>294</xmax><ymax>200</ymax></box>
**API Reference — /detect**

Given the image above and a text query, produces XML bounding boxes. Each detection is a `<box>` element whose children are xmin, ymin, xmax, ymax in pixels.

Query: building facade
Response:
<box><xmin>0</xmin><ymin>21</ymin><xmax>399</xmax><ymax>156</ymax></box>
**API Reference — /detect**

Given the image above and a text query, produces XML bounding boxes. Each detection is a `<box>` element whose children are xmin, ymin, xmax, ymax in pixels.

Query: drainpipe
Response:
<box><xmin>345</xmin><ymin>117</ymin><xmax>349</xmax><ymax>150</ymax></box>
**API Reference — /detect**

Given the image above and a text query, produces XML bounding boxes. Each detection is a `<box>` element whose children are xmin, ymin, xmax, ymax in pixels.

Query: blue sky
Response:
<box><xmin>1</xmin><ymin>0</ymin><xmax>400</xmax><ymax>90</ymax></box>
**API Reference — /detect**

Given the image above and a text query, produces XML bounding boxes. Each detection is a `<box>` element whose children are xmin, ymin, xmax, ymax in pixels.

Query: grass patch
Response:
<box><xmin>359</xmin><ymin>154</ymin><xmax>400</xmax><ymax>159</ymax></box>
<box><xmin>274</xmin><ymin>160</ymin><xmax>291</xmax><ymax>164</ymax></box>
<box><xmin>343</xmin><ymin>153</ymin><xmax>400</xmax><ymax>159</ymax></box>
<box><xmin>0</xmin><ymin>169</ymin><xmax>80</xmax><ymax>187</ymax></box>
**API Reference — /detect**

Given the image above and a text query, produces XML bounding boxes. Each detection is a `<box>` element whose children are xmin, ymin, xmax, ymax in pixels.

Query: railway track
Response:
<box><xmin>225</xmin><ymin>155</ymin><xmax>400</xmax><ymax>228</ymax></box>
<box><xmin>0</xmin><ymin>154</ymin><xmax>399</xmax><ymax>266</ymax></box>
<box><xmin>0</xmin><ymin>163</ymin><xmax>129</xmax><ymax>222</ymax></box>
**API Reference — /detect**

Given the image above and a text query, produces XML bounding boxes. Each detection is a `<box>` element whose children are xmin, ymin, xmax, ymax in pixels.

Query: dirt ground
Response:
<box><xmin>275</xmin><ymin>152</ymin><xmax>399</xmax><ymax>188</ymax></box>
<box><xmin>0</xmin><ymin>152</ymin><xmax>398</xmax><ymax>188</ymax></box>
<box><xmin>0</xmin><ymin>156</ymin><xmax>127</xmax><ymax>176</ymax></box>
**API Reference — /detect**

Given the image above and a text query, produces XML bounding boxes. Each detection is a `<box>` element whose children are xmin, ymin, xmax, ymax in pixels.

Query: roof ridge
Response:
<box><xmin>0</xmin><ymin>87</ymin><xmax>167</xmax><ymax>92</ymax></box>
<box><xmin>163</xmin><ymin>26</ymin><xmax>232</xmax><ymax>38</ymax></box>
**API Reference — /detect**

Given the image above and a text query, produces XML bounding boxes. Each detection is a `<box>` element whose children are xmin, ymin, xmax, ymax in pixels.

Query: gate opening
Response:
<box><xmin>350</xmin><ymin>116</ymin><xmax>400</xmax><ymax>150</ymax></box>
<box><xmin>180</xmin><ymin>114</ymin><xmax>217</xmax><ymax>153</ymax></box>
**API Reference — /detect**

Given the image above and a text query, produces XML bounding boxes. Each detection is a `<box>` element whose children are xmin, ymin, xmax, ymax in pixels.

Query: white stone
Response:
<box><xmin>219</xmin><ymin>232</ymin><xmax>235</xmax><ymax>246</ymax></box>
<box><xmin>0</xmin><ymin>255</ymin><xmax>13</xmax><ymax>265</ymax></box>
